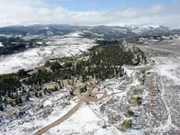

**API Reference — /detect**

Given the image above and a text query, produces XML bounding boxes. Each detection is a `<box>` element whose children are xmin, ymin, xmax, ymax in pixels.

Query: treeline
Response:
<box><xmin>23</xmin><ymin>40</ymin><xmax>143</xmax><ymax>85</ymax></box>
<box><xmin>0</xmin><ymin>36</ymin><xmax>43</xmax><ymax>55</ymax></box>
<box><xmin>0</xmin><ymin>40</ymin><xmax>146</xmax><ymax>108</ymax></box>
<box><xmin>0</xmin><ymin>74</ymin><xmax>21</xmax><ymax>99</ymax></box>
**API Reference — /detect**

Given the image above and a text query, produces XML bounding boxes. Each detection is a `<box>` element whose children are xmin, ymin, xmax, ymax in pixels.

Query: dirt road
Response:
<box><xmin>33</xmin><ymin>69</ymin><xmax>136</xmax><ymax>135</ymax></box>
<box><xmin>34</xmin><ymin>100</ymin><xmax>83</xmax><ymax>135</ymax></box>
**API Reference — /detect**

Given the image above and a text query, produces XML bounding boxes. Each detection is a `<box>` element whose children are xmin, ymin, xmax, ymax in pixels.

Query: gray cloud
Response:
<box><xmin>0</xmin><ymin>0</ymin><xmax>179</xmax><ymax>27</ymax></box>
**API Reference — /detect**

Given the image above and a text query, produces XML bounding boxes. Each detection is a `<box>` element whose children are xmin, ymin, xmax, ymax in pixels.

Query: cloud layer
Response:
<box><xmin>0</xmin><ymin>0</ymin><xmax>179</xmax><ymax>27</ymax></box>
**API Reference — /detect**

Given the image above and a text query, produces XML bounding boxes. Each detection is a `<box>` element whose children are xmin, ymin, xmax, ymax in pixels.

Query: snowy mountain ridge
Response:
<box><xmin>0</xmin><ymin>24</ymin><xmax>175</xmax><ymax>38</ymax></box>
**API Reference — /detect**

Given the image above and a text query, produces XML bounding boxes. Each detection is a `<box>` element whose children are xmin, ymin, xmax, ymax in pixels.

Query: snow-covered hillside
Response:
<box><xmin>0</xmin><ymin>33</ymin><xmax>96</xmax><ymax>75</ymax></box>
<box><xmin>0</xmin><ymin>24</ymin><xmax>176</xmax><ymax>38</ymax></box>
<box><xmin>132</xmin><ymin>25</ymin><xmax>169</xmax><ymax>34</ymax></box>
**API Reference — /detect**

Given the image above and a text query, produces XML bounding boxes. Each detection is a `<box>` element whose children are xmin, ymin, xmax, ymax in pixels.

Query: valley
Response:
<box><xmin>0</xmin><ymin>0</ymin><xmax>180</xmax><ymax>134</ymax></box>
<box><xmin>0</xmin><ymin>30</ymin><xmax>180</xmax><ymax>135</ymax></box>
<box><xmin>0</xmin><ymin>33</ymin><xmax>96</xmax><ymax>74</ymax></box>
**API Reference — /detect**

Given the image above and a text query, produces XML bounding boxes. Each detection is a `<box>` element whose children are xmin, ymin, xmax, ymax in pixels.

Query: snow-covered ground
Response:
<box><xmin>44</xmin><ymin>103</ymin><xmax>137</xmax><ymax>135</ymax></box>
<box><xmin>139</xmin><ymin>57</ymin><xmax>180</xmax><ymax>134</ymax></box>
<box><xmin>1</xmin><ymin>58</ymin><xmax>180</xmax><ymax>135</ymax></box>
<box><xmin>0</xmin><ymin>33</ymin><xmax>96</xmax><ymax>74</ymax></box>
<box><xmin>0</xmin><ymin>91</ymin><xmax>74</xmax><ymax>135</ymax></box>
<box><xmin>40</xmin><ymin>68</ymin><xmax>143</xmax><ymax>135</ymax></box>
<box><xmin>1</xmin><ymin>35</ymin><xmax>180</xmax><ymax>135</ymax></box>
<box><xmin>0</xmin><ymin>66</ymin><xmax>140</xmax><ymax>135</ymax></box>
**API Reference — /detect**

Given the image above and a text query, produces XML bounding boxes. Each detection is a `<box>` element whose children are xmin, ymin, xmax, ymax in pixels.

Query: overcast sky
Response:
<box><xmin>0</xmin><ymin>0</ymin><xmax>180</xmax><ymax>27</ymax></box>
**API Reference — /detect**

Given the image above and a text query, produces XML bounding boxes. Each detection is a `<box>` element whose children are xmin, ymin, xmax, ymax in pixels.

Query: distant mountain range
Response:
<box><xmin>0</xmin><ymin>24</ymin><xmax>179</xmax><ymax>38</ymax></box>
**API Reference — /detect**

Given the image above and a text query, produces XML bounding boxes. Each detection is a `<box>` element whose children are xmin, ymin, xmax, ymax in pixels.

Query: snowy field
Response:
<box><xmin>0</xmin><ymin>32</ymin><xmax>96</xmax><ymax>74</ymax></box>
<box><xmin>40</xmin><ymin>67</ymin><xmax>144</xmax><ymax>135</ymax></box>
<box><xmin>43</xmin><ymin>58</ymin><xmax>180</xmax><ymax>135</ymax></box>
<box><xmin>0</xmin><ymin>66</ymin><xmax>140</xmax><ymax>135</ymax></box>
<box><xmin>154</xmin><ymin>57</ymin><xmax>180</xmax><ymax>132</ymax></box>
<box><xmin>0</xmin><ymin>91</ymin><xmax>75</xmax><ymax>135</ymax></box>
<box><xmin>1</xmin><ymin>56</ymin><xmax>180</xmax><ymax>135</ymax></box>
<box><xmin>44</xmin><ymin>103</ymin><xmax>141</xmax><ymax>135</ymax></box>
<box><xmin>1</xmin><ymin>36</ymin><xmax>180</xmax><ymax>135</ymax></box>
